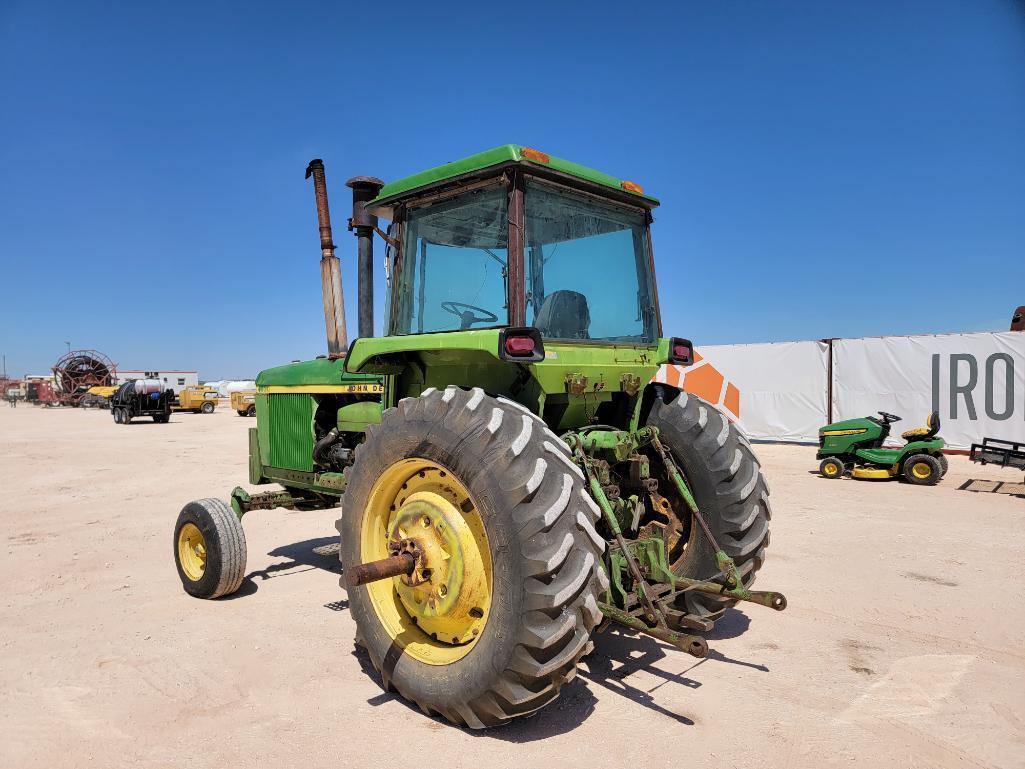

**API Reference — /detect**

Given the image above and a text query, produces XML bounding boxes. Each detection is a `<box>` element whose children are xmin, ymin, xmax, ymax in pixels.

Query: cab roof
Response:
<box><xmin>367</xmin><ymin>144</ymin><xmax>659</xmax><ymax>217</ymax></box>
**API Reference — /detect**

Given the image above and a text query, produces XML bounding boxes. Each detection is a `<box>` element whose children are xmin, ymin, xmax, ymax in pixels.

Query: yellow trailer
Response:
<box><xmin>230</xmin><ymin>390</ymin><xmax>256</xmax><ymax>417</ymax></box>
<box><xmin>172</xmin><ymin>387</ymin><xmax>219</xmax><ymax>414</ymax></box>
<box><xmin>82</xmin><ymin>385</ymin><xmax>118</xmax><ymax>409</ymax></box>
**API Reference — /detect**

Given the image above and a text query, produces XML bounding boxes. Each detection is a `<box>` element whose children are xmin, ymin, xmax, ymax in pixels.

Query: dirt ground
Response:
<box><xmin>1</xmin><ymin>403</ymin><xmax>1023</xmax><ymax>769</ymax></box>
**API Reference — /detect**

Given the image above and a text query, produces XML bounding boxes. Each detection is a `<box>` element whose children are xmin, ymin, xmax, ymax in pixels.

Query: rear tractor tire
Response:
<box><xmin>236</xmin><ymin>409</ymin><xmax>247</xmax><ymax>417</ymax></box>
<box><xmin>819</xmin><ymin>457</ymin><xmax>845</xmax><ymax>479</ymax></box>
<box><xmin>174</xmin><ymin>498</ymin><xmax>247</xmax><ymax>599</ymax></box>
<box><xmin>646</xmin><ymin>390</ymin><xmax>772</xmax><ymax>623</ymax></box>
<box><xmin>937</xmin><ymin>453</ymin><xmax>949</xmax><ymax>476</ymax></box>
<box><xmin>339</xmin><ymin>386</ymin><xmax>607</xmax><ymax>729</ymax></box>
<box><xmin>903</xmin><ymin>454</ymin><xmax>941</xmax><ymax>486</ymax></box>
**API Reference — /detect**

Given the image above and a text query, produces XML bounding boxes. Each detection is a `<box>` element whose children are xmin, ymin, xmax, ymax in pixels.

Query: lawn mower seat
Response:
<box><xmin>901</xmin><ymin>411</ymin><xmax>940</xmax><ymax>442</ymax></box>
<box><xmin>534</xmin><ymin>290</ymin><xmax>591</xmax><ymax>339</ymax></box>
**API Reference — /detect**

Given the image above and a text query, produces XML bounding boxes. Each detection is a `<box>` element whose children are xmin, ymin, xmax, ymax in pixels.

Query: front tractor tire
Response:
<box><xmin>339</xmin><ymin>386</ymin><xmax>607</xmax><ymax>729</ymax></box>
<box><xmin>646</xmin><ymin>390</ymin><xmax>772</xmax><ymax>622</ymax></box>
<box><xmin>174</xmin><ymin>498</ymin><xmax>247</xmax><ymax>599</ymax></box>
<box><xmin>819</xmin><ymin>457</ymin><xmax>845</xmax><ymax>479</ymax></box>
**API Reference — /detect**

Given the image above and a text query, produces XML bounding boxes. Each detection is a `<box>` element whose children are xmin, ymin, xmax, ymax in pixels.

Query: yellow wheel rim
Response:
<box><xmin>359</xmin><ymin>458</ymin><xmax>492</xmax><ymax>666</ymax></box>
<box><xmin>911</xmin><ymin>462</ymin><xmax>933</xmax><ymax>479</ymax></box>
<box><xmin>824</xmin><ymin>462</ymin><xmax>839</xmax><ymax>477</ymax></box>
<box><xmin>178</xmin><ymin>522</ymin><xmax>207</xmax><ymax>582</ymax></box>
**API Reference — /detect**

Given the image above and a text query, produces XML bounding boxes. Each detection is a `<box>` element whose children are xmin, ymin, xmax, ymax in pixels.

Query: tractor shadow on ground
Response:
<box><xmin>575</xmin><ymin>628</ymin><xmax>701</xmax><ymax>727</ymax></box>
<box><xmin>705</xmin><ymin>608</ymin><xmax>751</xmax><ymax>640</ymax></box>
<box><xmin>230</xmin><ymin>536</ymin><xmax>343</xmax><ymax>600</ymax></box>
<box><xmin>353</xmin><ymin>621</ymin><xmax>771</xmax><ymax>739</ymax></box>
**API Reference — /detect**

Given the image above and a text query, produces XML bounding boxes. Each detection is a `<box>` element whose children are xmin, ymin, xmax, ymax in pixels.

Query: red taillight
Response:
<box><xmin>499</xmin><ymin>327</ymin><xmax>545</xmax><ymax>362</ymax></box>
<box><xmin>505</xmin><ymin>336</ymin><xmax>536</xmax><ymax>356</ymax></box>
<box><xmin>669</xmin><ymin>338</ymin><xmax>694</xmax><ymax>366</ymax></box>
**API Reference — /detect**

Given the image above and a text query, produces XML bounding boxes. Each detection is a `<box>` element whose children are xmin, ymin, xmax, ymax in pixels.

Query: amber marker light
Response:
<box><xmin>521</xmin><ymin>147</ymin><xmax>551</xmax><ymax>164</ymax></box>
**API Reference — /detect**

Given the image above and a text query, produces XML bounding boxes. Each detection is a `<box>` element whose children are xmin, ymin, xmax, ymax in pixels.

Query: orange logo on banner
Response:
<box><xmin>654</xmin><ymin>351</ymin><xmax>741</xmax><ymax>420</ymax></box>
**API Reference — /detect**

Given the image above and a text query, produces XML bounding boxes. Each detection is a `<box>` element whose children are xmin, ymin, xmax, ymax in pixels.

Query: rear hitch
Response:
<box><xmin>567</xmin><ymin>426</ymin><xmax>787</xmax><ymax>657</ymax></box>
<box><xmin>599</xmin><ymin>602</ymin><xmax>708</xmax><ymax>657</ymax></box>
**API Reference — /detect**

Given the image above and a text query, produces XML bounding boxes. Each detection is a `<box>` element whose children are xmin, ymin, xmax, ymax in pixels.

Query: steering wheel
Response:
<box><xmin>440</xmin><ymin>301</ymin><xmax>498</xmax><ymax>330</ymax></box>
<box><xmin>878</xmin><ymin>411</ymin><xmax>902</xmax><ymax>423</ymax></box>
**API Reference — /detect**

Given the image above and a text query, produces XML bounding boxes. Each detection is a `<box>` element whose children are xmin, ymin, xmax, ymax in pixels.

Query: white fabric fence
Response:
<box><xmin>832</xmin><ymin>332</ymin><xmax>1025</xmax><ymax>450</ymax></box>
<box><xmin>657</xmin><ymin>331</ymin><xmax>1025</xmax><ymax>450</ymax></box>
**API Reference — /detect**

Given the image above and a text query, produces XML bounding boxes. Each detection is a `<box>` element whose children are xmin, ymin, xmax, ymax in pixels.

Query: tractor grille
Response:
<box><xmin>267</xmin><ymin>393</ymin><xmax>315</xmax><ymax>471</ymax></box>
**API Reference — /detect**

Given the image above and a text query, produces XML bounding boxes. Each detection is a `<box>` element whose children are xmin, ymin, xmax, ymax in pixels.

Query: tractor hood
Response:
<box><xmin>819</xmin><ymin>417</ymin><xmax>879</xmax><ymax>435</ymax></box>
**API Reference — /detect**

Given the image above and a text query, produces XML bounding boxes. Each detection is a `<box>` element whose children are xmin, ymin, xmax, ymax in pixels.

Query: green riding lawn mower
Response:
<box><xmin>817</xmin><ymin>411</ymin><xmax>948</xmax><ymax>484</ymax></box>
<box><xmin>172</xmin><ymin>145</ymin><xmax>785</xmax><ymax>728</ymax></box>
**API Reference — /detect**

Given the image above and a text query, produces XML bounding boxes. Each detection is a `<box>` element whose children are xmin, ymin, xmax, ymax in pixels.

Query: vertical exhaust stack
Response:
<box><xmin>347</xmin><ymin>176</ymin><xmax>385</xmax><ymax>339</ymax></box>
<box><xmin>305</xmin><ymin>159</ymin><xmax>348</xmax><ymax>358</ymax></box>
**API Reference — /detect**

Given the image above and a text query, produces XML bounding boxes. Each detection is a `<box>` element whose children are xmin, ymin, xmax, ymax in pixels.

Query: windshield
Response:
<box><xmin>391</xmin><ymin>185</ymin><xmax>509</xmax><ymax>335</ymax></box>
<box><xmin>524</xmin><ymin>181</ymin><xmax>658</xmax><ymax>343</ymax></box>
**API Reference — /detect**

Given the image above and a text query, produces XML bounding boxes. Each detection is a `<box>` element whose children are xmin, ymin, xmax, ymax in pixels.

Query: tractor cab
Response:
<box><xmin>368</xmin><ymin>145</ymin><xmax>661</xmax><ymax>344</ymax></box>
<box><xmin>341</xmin><ymin>145</ymin><xmax>692</xmax><ymax>430</ymax></box>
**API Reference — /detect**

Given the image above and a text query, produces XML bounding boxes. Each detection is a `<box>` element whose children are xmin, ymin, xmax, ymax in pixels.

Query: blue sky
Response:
<box><xmin>1</xmin><ymin>1</ymin><xmax>1023</xmax><ymax>379</ymax></box>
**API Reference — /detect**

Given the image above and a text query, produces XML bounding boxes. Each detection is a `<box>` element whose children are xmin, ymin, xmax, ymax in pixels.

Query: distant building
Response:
<box><xmin>114</xmin><ymin>370</ymin><xmax>198</xmax><ymax>395</ymax></box>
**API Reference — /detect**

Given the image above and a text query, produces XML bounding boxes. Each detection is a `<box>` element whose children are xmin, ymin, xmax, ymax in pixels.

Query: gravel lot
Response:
<box><xmin>2</xmin><ymin>403</ymin><xmax>1023</xmax><ymax>769</ymax></box>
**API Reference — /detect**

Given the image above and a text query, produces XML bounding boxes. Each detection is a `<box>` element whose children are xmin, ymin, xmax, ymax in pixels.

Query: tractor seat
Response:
<box><xmin>901</xmin><ymin>411</ymin><xmax>940</xmax><ymax>442</ymax></box>
<box><xmin>534</xmin><ymin>290</ymin><xmax>591</xmax><ymax>339</ymax></box>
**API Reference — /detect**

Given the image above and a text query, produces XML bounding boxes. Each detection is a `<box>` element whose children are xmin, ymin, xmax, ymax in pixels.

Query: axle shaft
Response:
<box><xmin>346</xmin><ymin>553</ymin><xmax>416</xmax><ymax>588</ymax></box>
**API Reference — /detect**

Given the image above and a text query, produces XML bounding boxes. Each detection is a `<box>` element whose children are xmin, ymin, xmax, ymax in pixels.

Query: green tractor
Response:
<box><xmin>173</xmin><ymin>145</ymin><xmax>784</xmax><ymax>728</ymax></box>
<box><xmin>817</xmin><ymin>411</ymin><xmax>947</xmax><ymax>484</ymax></box>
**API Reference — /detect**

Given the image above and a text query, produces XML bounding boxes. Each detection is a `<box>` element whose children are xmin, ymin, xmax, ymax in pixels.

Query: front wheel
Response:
<box><xmin>201</xmin><ymin>402</ymin><xmax>214</xmax><ymax>414</ymax></box>
<box><xmin>174</xmin><ymin>498</ymin><xmax>247</xmax><ymax>598</ymax></box>
<box><xmin>819</xmin><ymin>457</ymin><xmax>845</xmax><ymax>479</ymax></box>
<box><xmin>339</xmin><ymin>386</ymin><xmax>607</xmax><ymax>729</ymax></box>
<box><xmin>246</xmin><ymin>405</ymin><xmax>256</xmax><ymax>417</ymax></box>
